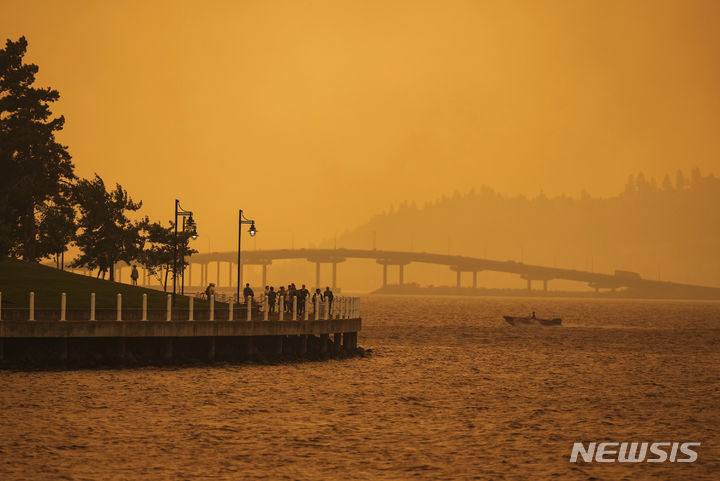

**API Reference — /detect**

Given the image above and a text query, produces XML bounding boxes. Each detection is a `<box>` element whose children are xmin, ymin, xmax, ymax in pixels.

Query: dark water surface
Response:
<box><xmin>1</xmin><ymin>295</ymin><xmax>719</xmax><ymax>480</ymax></box>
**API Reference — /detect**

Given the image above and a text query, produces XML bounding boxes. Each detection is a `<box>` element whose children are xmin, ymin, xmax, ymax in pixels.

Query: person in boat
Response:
<box><xmin>530</xmin><ymin>311</ymin><xmax>536</xmax><ymax>320</ymax></box>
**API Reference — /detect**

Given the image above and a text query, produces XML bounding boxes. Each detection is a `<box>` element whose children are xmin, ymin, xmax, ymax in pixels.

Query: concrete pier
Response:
<box><xmin>0</xmin><ymin>317</ymin><xmax>362</xmax><ymax>367</ymax></box>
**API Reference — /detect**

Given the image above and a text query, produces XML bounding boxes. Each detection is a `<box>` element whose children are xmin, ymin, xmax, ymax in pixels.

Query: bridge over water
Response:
<box><xmin>157</xmin><ymin>249</ymin><xmax>720</xmax><ymax>299</ymax></box>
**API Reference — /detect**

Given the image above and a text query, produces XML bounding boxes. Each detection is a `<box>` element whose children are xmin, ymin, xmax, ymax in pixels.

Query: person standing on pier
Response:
<box><xmin>297</xmin><ymin>284</ymin><xmax>309</xmax><ymax>315</ymax></box>
<box><xmin>324</xmin><ymin>286</ymin><xmax>334</xmax><ymax>316</ymax></box>
<box><xmin>312</xmin><ymin>288</ymin><xmax>324</xmax><ymax>316</ymax></box>
<box><xmin>205</xmin><ymin>283</ymin><xmax>216</xmax><ymax>300</ymax></box>
<box><xmin>268</xmin><ymin>287</ymin><xmax>277</xmax><ymax>313</ymax></box>
<box><xmin>243</xmin><ymin>283</ymin><xmax>254</xmax><ymax>304</ymax></box>
<box><xmin>288</xmin><ymin>284</ymin><xmax>297</xmax><ymax>312</ymax></box>
<box><xmin>278</xmin><ymin>286</ymin><xmax>288</xmax><ymax>312</ymax></box>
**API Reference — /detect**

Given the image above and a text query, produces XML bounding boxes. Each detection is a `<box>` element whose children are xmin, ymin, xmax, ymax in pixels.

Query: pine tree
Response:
<box><xmin>137</xmin><ymin>220</ymin><xmax>197</xmax><ymax>292</ymax></box>
<box><xmin>0</xmin><ymin>36</ymin><xmax>74</xmax><ymax>260</ymax></box>
<box><xmin>675</xmin><ymin>170</ymin><xmax>686</xmax><ymax>190</ymax></box>
<box><xmin>71</xmin><ymin>175</ymin><xmax>143</xmax><ymax>281</ymax></box>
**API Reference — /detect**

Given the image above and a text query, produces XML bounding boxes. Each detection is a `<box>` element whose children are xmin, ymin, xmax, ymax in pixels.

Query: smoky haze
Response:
<box><xmin>320</xmin><ymin>170</ymin><xmax>720</xmax><ymax>291</ymax></box>
<box><xmin>3</xmin><ymin>0</ymin><xmax>720</xmax><ymax>290</ymax></box>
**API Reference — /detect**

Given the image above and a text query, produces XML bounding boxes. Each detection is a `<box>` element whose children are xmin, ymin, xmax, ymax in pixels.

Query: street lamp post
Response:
<box><xmin>173</xmin><ymin>199</ymin><xmax>198</xmax><ymax>302</ymax></box>
<box><xmin>236</xmin><ymin>209</ymin><xmax>257</xmax><ymax>303</ymax></box>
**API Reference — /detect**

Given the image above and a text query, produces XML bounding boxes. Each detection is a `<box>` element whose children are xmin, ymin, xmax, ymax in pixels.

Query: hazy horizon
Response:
<box><xmin>3</xmin><ymin>0</ymin><xmax>720</xmax><ymax>256</ymax></box>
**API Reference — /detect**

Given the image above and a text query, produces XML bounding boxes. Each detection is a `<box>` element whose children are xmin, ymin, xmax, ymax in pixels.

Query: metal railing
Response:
<box><xmin>0</xmin><ymin>291</ymin><xmax>360</xmax><ymax>322</ymax></box>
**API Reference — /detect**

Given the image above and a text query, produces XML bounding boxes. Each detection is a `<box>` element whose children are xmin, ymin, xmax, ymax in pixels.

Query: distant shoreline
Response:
<box><xmin>370</xmin><ymin>285</ymin><xmax>720</xmax><ymax>301</ymax></box>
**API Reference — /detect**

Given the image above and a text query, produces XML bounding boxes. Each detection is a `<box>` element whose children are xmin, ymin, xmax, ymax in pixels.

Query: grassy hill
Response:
<box><xmin>0</xmin><ymin>260</ymin><xmax>219</xmax><ymax>310</ymax></box>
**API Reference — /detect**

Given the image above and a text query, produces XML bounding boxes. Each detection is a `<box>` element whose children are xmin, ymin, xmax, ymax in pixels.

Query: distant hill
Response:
<box><xmin>330</xmin><ymin>169</ymin><xmax>720</xmax><ymax>287</ymax></box>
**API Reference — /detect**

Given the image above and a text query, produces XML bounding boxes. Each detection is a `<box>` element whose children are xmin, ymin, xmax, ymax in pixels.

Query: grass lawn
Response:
<box><xmin>0</xmin><ymin>259</ymin><xmax>222</xmax><ymax>310</ymax></box>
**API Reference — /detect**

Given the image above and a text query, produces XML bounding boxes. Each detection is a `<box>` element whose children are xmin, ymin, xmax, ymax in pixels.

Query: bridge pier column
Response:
<box><xmin>382</xmin><ymin>263</ymin><xmax>387</xmax><ymax>288</ymax></box>
<box><xmin>332</xmin><ymin>262</ymin><xmax>337</xmax><ymax>289</ymax></box>
<box><xmin>59</xmin><ymin>338</ymin><xmax>68</xmax><ymax>364</ymax></box>
<box><xmin>164</xmin><ymin>339</ymin><xmax>173</xmax><ymax>361</ymax></box>
<box><xmin>216</xmin><ymin>261</ymin><xmax>220</xmax><ymax>288</ymax></box>
<box><xmin>319</xmin><ymin>334</ymin><xmax>329</xmax><ymax>354</ymax></box>
<box><xmin>543</xmin><ymin>280</ymin><xmax>548</xmax><ymax>292</ymax></box>
<box><xmin>262</xmin><ymin>263</ymin><xmax>268</xmax><ymax>287</ymax></box>
<box><xmin>208</xmin><ymin>337</ymin><xmax>216</xmax><ymax>362</ymax></box>
<box><xmin>399</xmin><ymin>264</ymin><xmax>404</xmax><ymax>285</ymax></box>
<box><xmin>118</xmin><ymin>338</ymin><xmax>126</xmax><ymax>363</ymax></box>
<box><xmin>343</xmin><ymin>332</ymin><xmax>357</xmax><ymax>350</ymax></box>
<box><xmin>456</xmin><ymin>270</ymin><xmax>461</xmax><ymax>289</ymax></box>
<box><xmin>527</xmin><ymin>279</ymin><xmax>531</xmax><ymax>291</ymax></box>
<box><xmin>473</xmin><ymin>271</ymin><xmax>477</xmax><ymax>289</ymax></box>
<box><xmin>315</xmin><ymin>262</ymin><xmax>321</xmax><ymax>289</ymax></box>
<box><xmin>298</xmin><ymin>335</ymin><xmax>307</xmax><ymax>355</ymax></box>
<box><xmin>228</xmin><ymin>262</ymin><xmax>232</xmax><ymax>289</ymax></box>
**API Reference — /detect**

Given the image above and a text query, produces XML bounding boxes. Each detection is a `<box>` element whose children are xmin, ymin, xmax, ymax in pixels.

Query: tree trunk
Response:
<box><xmin>21</xmin><ymin>205</ymin><xmax>37</xmax><ymax>261</ymax></box>
<box><xmin>109</xmin><ymin>258</ymin><xmax>115</xmax><ymax>282</ymax></box>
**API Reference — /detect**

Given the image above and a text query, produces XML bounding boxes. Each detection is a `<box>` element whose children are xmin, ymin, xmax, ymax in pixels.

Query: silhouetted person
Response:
<box><xmin>530</xmin><ymin>311</ymin><xmax>536</xmax><ymax>320</ymax></box>
<box><xmin>288</xmin><ymin>283</ymin><xmax>297</xmax><ymax>312</ymax></box>
<box><xmin>312</xmin><ymin>288</ymin><xmax>323</xmax><ymax>315</ymax></box>
<box><xmin>278</xmin><ymin>286</ymin><xmax>287</xmax><ymax>311</ymax></box>
<box><xmin>243</xmin><ymin>283</ymin><xmax>254</xmax><ymax>304</ymax></box>
<box><xmin>205</xmin><ymin>283</ymin><xmax>216</xmax><ymax>300</ymax></box>
<box><xmin>97</xmin><ymin>253</ymin><xmax>109</xmax><ymax>279</ymax></box>
<box><xmin>324</xmin><ymin>286</ymin><xmax>334</xmax><ymax>315</ymax></box>
<box><xmin>268</xmin><ymin>286</ymin><xmax>277</xmax><ymax>312</ymax></box>
<box><xmin>130</xmin><ymin>265</ymin><xmax>139</xmax><ymax>286</ymax></box>
<box><xmin>297</xmin><ymin>284</ymin><xmax>309</xmax><ymax>315</ymax></box>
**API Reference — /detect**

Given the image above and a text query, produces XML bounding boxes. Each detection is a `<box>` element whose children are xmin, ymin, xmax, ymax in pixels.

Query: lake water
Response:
<box><xmin>1</xmin><ymin>295</ymin><xmax>718</xmax><ymax>480</ymax></box>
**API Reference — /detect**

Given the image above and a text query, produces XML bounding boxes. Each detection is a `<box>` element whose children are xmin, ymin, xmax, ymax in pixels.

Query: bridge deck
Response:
<box><xmin>183</xmin><ymin>248</ymin><xmax>720</xmax><ymax>298</ymax></box>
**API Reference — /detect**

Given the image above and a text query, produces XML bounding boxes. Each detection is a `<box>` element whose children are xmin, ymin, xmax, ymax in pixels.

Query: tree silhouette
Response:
<box><xmin>137</xmin><ymin>220</ymin><xmax>198</xmax><ymax>292</ymax></box>
<box><xmin>0</xmin><ymin>36</ymin><xmax>74</xmax><ymax>260</ymax></box>
<box><xmin>37</xmin><ymin>184</ymin><xmax>76</xmax><ymax>268</ymax></box>
<box><xmin>70</xmin><ymin>175</ymin><xmax>143</xmax><ymax>281</ymax></box>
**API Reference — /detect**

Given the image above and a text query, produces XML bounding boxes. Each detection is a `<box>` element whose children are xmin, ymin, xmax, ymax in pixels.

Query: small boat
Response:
<box><xmin>503</xmin><ymin>315</ymin><xmax>562</xmax><ymax>326</ymax></box>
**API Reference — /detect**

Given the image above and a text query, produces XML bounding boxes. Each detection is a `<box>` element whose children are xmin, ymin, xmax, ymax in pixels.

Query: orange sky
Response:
<box><xmin>3</xmin><ymin>0</ymin><xmax>720</xmax><ymax>253</ymax></box>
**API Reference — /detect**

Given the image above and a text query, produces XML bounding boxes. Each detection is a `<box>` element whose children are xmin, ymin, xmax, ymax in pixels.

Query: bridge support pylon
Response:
<box><xmin>376</xmin><ymin>260</ymin><xmax>409</xmax><ymax>288</ymax></box>
<box><xmin>306</xmin><ymin>257</ymin><xmax>346</xmax><ymax>290</ymax></box>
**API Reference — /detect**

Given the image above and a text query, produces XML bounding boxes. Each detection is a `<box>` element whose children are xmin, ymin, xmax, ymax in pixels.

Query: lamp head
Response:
<box><xmin>248</xmin><ymin>222</ymin><xmax>257</xmax><ymax>237</ymax></box>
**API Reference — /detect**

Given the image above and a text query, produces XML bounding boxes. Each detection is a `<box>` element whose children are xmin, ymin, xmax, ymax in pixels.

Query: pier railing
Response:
<box><xmin>0</xmin><ymin>292</ymin><xmax>360</xmax><ymax>322</ymax></box>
